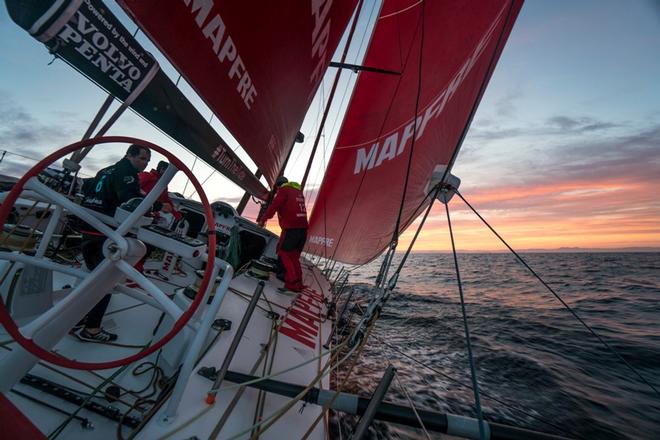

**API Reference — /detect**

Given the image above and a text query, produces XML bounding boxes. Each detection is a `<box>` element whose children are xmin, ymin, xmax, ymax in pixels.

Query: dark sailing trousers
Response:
<box><xmin>81</xmin><ymin>235</ymin><xmax>111</xmax><ymax>329</ymax></box>
<box><xmin>278</xmin><ymin>228</ymin><xmax>307</xmax><ymax>291</ymax></box>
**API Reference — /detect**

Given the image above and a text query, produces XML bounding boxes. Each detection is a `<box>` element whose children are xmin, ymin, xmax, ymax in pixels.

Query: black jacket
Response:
<box><xmin>82</xmin><ymin>157</ymin><xmax>141</xmax><ymax>217</ymax></box>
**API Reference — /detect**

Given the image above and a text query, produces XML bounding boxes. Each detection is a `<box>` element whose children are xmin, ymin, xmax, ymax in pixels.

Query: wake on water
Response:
<box><xmin>330</xmin><ymin>253</ymin><xmax>660</xmax><ymax>440</ymax></box>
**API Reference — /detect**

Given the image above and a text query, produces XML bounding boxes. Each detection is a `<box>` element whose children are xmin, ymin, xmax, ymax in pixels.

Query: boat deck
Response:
<box><xmin>1</xmin><ymin>258</ymin><xmax>333</xmax><ymax>439</ymax></box>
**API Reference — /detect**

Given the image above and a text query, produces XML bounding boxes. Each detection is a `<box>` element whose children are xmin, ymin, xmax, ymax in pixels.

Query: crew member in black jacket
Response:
<box><xmin>76</xmin><ymin>144</ymin><xmax>151</xmax><ymax>342</ymax></box>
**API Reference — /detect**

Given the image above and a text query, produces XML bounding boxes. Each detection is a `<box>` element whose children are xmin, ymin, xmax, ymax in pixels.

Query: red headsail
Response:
<box><xmin>118</xmin><ymin>0</ymin><xmax>358</xmax><ymax>186</ymax></box>
<box><xmin>307</xmin><ymin>0</ymin><xmax>523</xmax><ymax>264</ymax></box>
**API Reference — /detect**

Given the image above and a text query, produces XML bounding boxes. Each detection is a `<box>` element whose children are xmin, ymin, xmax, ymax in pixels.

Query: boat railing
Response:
<box><xmin>163</xmin><ymin>255</ymin><xmax>233</xmax><ymax>421</ymax></box>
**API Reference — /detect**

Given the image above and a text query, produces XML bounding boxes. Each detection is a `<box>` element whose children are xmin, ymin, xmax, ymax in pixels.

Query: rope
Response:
<box><xmin>455</xmin><ymin>190</ymin><xmax>660</xmax><ymax>398</ymax></box>
<box><xmin>228</xmin><ymin>286</ymin><xmax>287</xmax><ymax>314</ymax></box>
<box><xmin>324</xmin><ymin>0</ymin><xmax>414</xmax><ymax>263</ymax></box>
<box><xmin>390</xmin><ymin>0</ymin><xmax>426</xmax><ymax>246</ymax></box>
<box><xmin>157</xmin><ymin>309</ymin><xmax>352</xmax><ymax>439</ymax></box>
<box><xmin>394</xmin><ymin>372</ymin><xmax>432</xmax><ymax>440</ymax></box>
<box><xmin>1</xmin><ymin>200</ymin><xmax>54</xmax><ymax>302</ymax></box>
<box><xmin>445</xmin><ymin>201</ymin><xmax>486</xmax><ymax>440</ymax></box>
<box><xmin>314</xmin><ymin>0</ymin><xmax>381</xmax><ymax>261</ymax></box>
<box><xmin>300</xmin><ymin>315</ymin><xmax>378</xmax><ymax>439</ymax></box>
<box><xmin>159</xmin><ymin>339</ymin><xmax>354</xmax><ymax>440</ymax></box>
<box><xmin>388</xmin><ymin>185</ymin><xmax>440</xmax><ymax>290</ymax></box>
<box><xmin>36</xmin><ymin>361</ymin><xmax>135</xmax><ymax>409</ymax></box>
<box><xmin>249</xmin><ymin>320</ymin><xmax>280</xmax><ymax>439</ymax></box>
<box><xmin>225</xmin><ymin>343</ymin><xmax>360</xmax><ymax>440</ymax></box>
<box><xmin>181</xmin><ymin>155</ymin><xmax>198</xmax><ymax>196</ymax></box>
<box><xmin>209</xmin><ymin>322</ymin><xmax>278</xmax><ymax>439</ymax></box>
<box><xmin>117</xmin><ymin>361</ymin><xmax>165</xmax><ymax>440</ymax></box>
<box><xmin>48</xmin><ymin>363</ymin><xmax>131</xmax><ymax>439</ymax></box>
<box><xmin>371</xmin><ymin>334</ymin><xmax>579</xmax><ymax>439</ymax></box>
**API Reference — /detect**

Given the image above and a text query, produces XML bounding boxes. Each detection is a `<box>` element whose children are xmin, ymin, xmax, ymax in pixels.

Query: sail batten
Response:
<box><xmin>306</xmin><ymin>0</ymin><xmax>524</xmax><ymax>264</ymax></box>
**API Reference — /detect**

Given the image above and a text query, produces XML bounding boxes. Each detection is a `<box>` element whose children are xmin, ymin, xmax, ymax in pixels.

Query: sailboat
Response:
<box><xmin>0</xmin><ymin>1</ymin><xmax>598</xmax><ymax>439</ymax></box>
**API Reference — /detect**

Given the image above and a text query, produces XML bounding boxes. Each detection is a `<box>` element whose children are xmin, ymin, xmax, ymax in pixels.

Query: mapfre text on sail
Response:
<box><xmin>183</xmin><ymin>0</ymin><xmax>257</xmax><ymax>110</ymax></box>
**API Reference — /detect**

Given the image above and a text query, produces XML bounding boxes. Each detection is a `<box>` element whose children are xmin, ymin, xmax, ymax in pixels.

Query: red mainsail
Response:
<box><xmin>118</xmin><ymin>0</ymin><xmax>357</xmax><ymax>186</ymax></box>
<box><xmin>306</xmin><ymin>0</ymin><xmax>523</xmax><ymax>264</ymax></box>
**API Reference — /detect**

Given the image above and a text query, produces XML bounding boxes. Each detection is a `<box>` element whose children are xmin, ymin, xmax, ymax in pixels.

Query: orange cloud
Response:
<box><xmin>398</xmin><ymin>176</ymin><xmax>660</xmax><ymax>251</ymax></box>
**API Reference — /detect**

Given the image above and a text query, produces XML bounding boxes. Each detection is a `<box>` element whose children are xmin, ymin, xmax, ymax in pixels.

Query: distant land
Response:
<box><xmin>410</xmin><ymin>247</ymin><xmax>660</xmax><ymax>254</ymax></box>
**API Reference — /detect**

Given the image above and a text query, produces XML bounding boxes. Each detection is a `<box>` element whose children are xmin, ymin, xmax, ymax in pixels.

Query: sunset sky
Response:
<box><xmin>0</xmin><ymin>1</ymin><xmax>659</xmax><ymax>253</ymax></box>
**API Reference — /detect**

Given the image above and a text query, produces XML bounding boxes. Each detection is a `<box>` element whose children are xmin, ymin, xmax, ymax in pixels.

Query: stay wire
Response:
<box><xmin>455</xmin><ymin>190</ymin><xmax>660</xmax><ymax>398</ymax></box>
<box><xmin>445</xmin><ymin>201</ymin><xmax>486</xmax><ymax>440</ymax></box>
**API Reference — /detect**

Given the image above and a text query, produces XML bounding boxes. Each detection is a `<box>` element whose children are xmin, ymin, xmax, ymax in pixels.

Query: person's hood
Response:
<box><xmin>281</xmin><ymin>181</ymin><xmax>301</xmax><ymax>190</ymax></box>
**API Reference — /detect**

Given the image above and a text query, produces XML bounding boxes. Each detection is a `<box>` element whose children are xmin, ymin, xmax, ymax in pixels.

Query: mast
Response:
<box><xmin>301</xmin><ymin>0</ymin><xmax>366</xmax><ymax>191</ymax></box>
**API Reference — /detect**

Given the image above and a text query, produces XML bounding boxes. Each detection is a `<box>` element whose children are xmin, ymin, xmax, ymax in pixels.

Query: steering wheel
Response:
<box><xmin>0</xmin><ymin>136</ymin><xmax>216</xmax><ymax>370</ymax></box>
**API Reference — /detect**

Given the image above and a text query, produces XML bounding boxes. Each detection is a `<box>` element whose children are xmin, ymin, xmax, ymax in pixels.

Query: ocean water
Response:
<box><xmin>330</xmin><ymin>252</ymin><xmax>660</xmax><ymax>440</ymax></box>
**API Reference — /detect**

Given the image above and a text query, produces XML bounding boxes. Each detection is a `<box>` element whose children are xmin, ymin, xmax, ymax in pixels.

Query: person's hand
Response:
<box><xmin>257</xmin><ymin>220</ymin><xmax>265</xmax><ymax>227</ymax></box>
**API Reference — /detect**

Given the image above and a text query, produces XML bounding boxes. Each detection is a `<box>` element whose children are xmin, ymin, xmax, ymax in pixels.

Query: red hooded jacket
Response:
<box><xmin>138</xmin><ymin>169</ymin><xmax>182</xmax><ymax>220</ymax></box>
<box><xmin>261</xmin><ymin>182</ymin><xmax>308</xmax><ymax>229</ymax></box>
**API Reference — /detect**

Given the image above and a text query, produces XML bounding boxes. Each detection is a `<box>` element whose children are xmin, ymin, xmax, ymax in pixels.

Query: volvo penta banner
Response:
<box><xmin>5</xmin><ymin>0</ymin><xmax>268</xmax><ymax>200</ymax></box>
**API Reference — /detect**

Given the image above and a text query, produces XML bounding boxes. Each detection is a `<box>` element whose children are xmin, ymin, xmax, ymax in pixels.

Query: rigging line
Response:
<box><xmin>327</xmin><ymin>3</ymin><xmax>421</xmax><ymax>263</ymax></box>
<box><xmin>182</xmin><ymin>111</ymin><xmax>213</xmax><ymax>195</ymax></box>
<box><xmin>395</xmin><ymin>0</ymin><xmax>406</xmax><ymax>73</ymax></box>
<box><xmin>301</xmin><ymin>81</ymin><xmax>326</xmax><ymax>205</ymax></box>
<box><xmin>230</xmin><ymin>342</ymin><xmax>361</xmax><ymax>440</ymax></box>
<box><xmin>0</xmin><ymin>149</ymin><xmax>45</xmax><ymax>162</ymax></box>
<box><xmin>391</xmin><ymin>0</ymin><xmax>425</xmax><ymax>246</ymax></box>
<box><xmin>181</xmin><ymin>155</ymin><xmax>197</xmax><ymax>194</ymax></box>
<box><xmin>319</xmin><ymin>0</ymin><xmax>380</xmax><ymax>155</ymax></box>
<box><xmin>445</xmin><ymin>201</ymin><xmax>486</xmax><ymax>440</ymax></box>
<box><xmin>388</xmin><ymin>185</ymin><xmax>439</xmax><ymax>288</ymax></box>
<box><xmin>209</xmin><ymin>321</ymin><xmax>279</xmax><ymax>439</ymax></box>
<box><xmin>48</xmin><ymin>363</ymin><xmax>131</xmax><ymax>439</ymax></box>
<box><xmin>299</xmin><ymin>320</ymin><xmax>377</xmax><ymax>440</ymax></box>
<box><xmin>306</xmin><ymin>1</ymin><xmax>383</xmax><ymax>259</ymax></box>
<box><xmin>371</xmin><ymin>334</ymin><xmax>581</xmax><ymax>440</ymax></box>
<box><xmin>301</xmin><ymin>0</ymin><xmax>366</xmax><ymax>190</ymax></box>
<box><xmin>435</xmin><ymin>0</ymin><xmax>519</xmax><ymax>196</ymax></box>
<box><xmin>380</xmin><ymin>0</ymin><xmax>423</xmax><ymax>20</ymax></box>
<box><xmin>186</xmin><ymin>168</ymin><xmax>216</xmax><ymax>199</ymax></box>
<box><xmin>316</xmin><ymin>0</ymin><xmax>380</xmax><ymax>262</ymax></box>
<box><xmin>394</xmin><ymin>372</ymin><xmax>432</xmax><ymax>440</ymax></box>
<box><xmin>161</xmin><ymin>338</ymin><xmax>354</xmax><ymax>440</ymax></box>
<box><xmin>294</xmin><ymin>82</ymin><xmax>324</xmax><ymax>178</ymax></box>
<box><xmin>455</xmin><ymin>190</ymin><xmax>660</xmax><ymax>398</ymax></box>
<box><xmin>181</xmin><ymin>155</ymin><xmax>198</xmax><ymax>196</ymax></box>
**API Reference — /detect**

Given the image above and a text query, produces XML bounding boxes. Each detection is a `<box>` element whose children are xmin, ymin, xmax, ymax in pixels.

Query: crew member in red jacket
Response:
<box><xmin>136</xmin><ymin>160</ymin><xmax>182</xmax><ymax>273</ymax></box>
<box><xmin>138</xmin><ymin>160</ymin><xmax>182</xmax><ymax>221</ymax></box>
<box><xmin>258</xmin><ymin>176</ymin><xmax>308</xmax><ymax>292</ymax></box>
